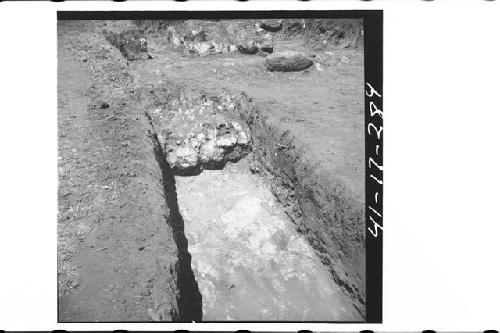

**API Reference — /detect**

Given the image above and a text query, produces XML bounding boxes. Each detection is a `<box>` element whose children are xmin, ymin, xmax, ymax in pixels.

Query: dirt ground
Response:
<box><xmin>58</xmin><ymin>21</ymin><xmax>185</xmax><ymax>322</ymax></box>
<box><xmin>58</xmin><ymin>19</ymin><xmax>365</xmax><ymax>322</ymax></box>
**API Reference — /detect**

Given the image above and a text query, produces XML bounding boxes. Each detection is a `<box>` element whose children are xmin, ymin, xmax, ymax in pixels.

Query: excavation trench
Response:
<box><xmin>58</xmin><ymin>20</ymin><xmax>364</xmax><ymax>322</ymax></box>
<box><xmin>150</xmin><ymin>129</ymin><xmax>203</xmax><ymax>322</ymax></box>
<box><xmin>145</xmin><ymin>90</ymin><xmax>364</xmax><ymax>321</ymax></box>
<box><xmin>175</xmin><ymin>160</ymin><xmax>360</xmax><ymax>321</ymax></box>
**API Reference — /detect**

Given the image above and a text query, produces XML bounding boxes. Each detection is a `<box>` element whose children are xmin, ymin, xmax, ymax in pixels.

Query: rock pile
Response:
<box><xmin>163</xmin><ymin>20</ymin><xmax>275</xmax><ymax>56</ymax></box>
<box><xmin>148</xmin><ymin>91</ymin><xmax>252</xmax><ymax>173</ymax></box>
<box><xmin>265</xmin><ymin>51</ymin><xmax>313</xmax><ymax>72</ymax></box>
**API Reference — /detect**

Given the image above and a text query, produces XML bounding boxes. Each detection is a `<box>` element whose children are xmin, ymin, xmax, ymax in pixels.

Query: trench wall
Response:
<box><xmin>138</xmin><ymin>85</ymin><xmax>205</xmax><ymax>322</ymax></box>
<box><xmin>237</xmin><ymin>96</ymin><xmax>366</xmax><ymax>316</ymax></box>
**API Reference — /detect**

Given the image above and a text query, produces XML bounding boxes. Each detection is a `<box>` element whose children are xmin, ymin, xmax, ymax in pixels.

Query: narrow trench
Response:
<box><xmin>58</xmin><ymin>21</ymin><xmax>364</xmax><ymax>322</ymax></box>
<box><xmin>149</xmin><ymin>125</ymin><xmax>203</xmax><ymax>322</ymax></box>
<box><xmin>145</xmin><ymin>107</ymin><xmax>362</xmax><ymax>321</ymax></box>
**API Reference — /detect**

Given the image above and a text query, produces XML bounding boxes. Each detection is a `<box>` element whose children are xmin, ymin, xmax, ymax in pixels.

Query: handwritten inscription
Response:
<box><xmin>366</xmin><ymin>82</ymin><xmax>383</xmax><ymax>238</ymax></box>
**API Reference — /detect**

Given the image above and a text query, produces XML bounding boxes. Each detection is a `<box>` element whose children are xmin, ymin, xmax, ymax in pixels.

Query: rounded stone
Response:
<box><xmin>265</xmin><ymin>51</ymin><xmax>313</xmax><ymax>72</ymax></box>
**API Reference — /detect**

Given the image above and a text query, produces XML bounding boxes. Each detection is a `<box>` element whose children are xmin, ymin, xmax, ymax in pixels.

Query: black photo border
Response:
<box><xmin>57</xmin><ymin>10</ymin><xmax>383</xmax><ymax>324</ymax></box>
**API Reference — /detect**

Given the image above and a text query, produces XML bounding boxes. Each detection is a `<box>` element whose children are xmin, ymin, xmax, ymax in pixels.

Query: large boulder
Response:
<box><xmin>164</xmin><ymin>120</ymin><xmax>251</xmax><ymax>172</ymax></box>
<box><xmin>199</xmin><ymin>139</ymin><xmax>225</xmax><ymax>167</ymax></box>
<box><xmin>265</xmin><ymin>51</ymin><xmax>313</xmax><ymax>72</ymax></box>
<box><xmin>147</xmin><ymin>89</ymin><xmax>252</xmax><ymax>173</ymax></box>
<box><xmin>166</xmin><ymin>145</ymin><xmax>199</xmax><ymax>171</ymax></box>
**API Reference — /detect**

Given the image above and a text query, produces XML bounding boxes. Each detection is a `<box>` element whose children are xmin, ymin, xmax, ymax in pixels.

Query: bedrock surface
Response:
<box><xmin>175</xmin><ymin>159</ymin><xmax>362</xmax><ymax>321</ymax></box>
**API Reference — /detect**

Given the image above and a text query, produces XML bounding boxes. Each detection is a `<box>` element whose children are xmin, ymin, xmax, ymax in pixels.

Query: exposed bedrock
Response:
<box><xmin>236</xmin><ymin>95</ymin><xmax>366</xmax><ymax>317</ymax></box>
<box><xmin>175</xmin><ymin>160</ymin><xmax>362</xmax><ymax>321</ymax></box>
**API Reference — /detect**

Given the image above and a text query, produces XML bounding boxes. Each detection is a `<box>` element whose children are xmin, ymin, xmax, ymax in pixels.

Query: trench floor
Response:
<box><xmin>175</xmin><ymin>159</ymin><xmax>361</xmax><ymax>321</ymax></box>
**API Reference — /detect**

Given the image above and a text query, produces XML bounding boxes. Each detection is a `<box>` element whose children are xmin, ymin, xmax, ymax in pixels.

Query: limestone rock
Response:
<box><xmin>216</xmin><ymin>134</ymin><xmax>238</xmax><ymax>148</ymax></box>
<box><xmin>149</xmin><ymin>91</ymin><xmax>252</xmax><ymax>173</ymax></box>
<box><xmin>199</xmin><ymin>140</ymin><xmax>225</xmax><ymax>167</ymax></box>
<box><xmin>165</xmin><ymin>122</ymin><xmax>250</xmax><ymax>172</ymax></box>
<box><xmin>166</xmin><ymin>145</ymin><xmax>199</xmax><ymax>171</ymax></box>
<box><xmin>265</xmin><ymin>51</ymin><xmax>313</xmax><ymax>72</ymax></box>
<box><xmin>232</xmin><ymin>122</ymin><xmax>251</xmax><ymax>146</ymax></box>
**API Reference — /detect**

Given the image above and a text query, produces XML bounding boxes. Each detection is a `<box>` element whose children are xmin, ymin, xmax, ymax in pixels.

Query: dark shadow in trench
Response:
<box><xmin>150</xmin><ymin>130</ymin><xmax>203</xmax><ymax>322</ymax></box>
